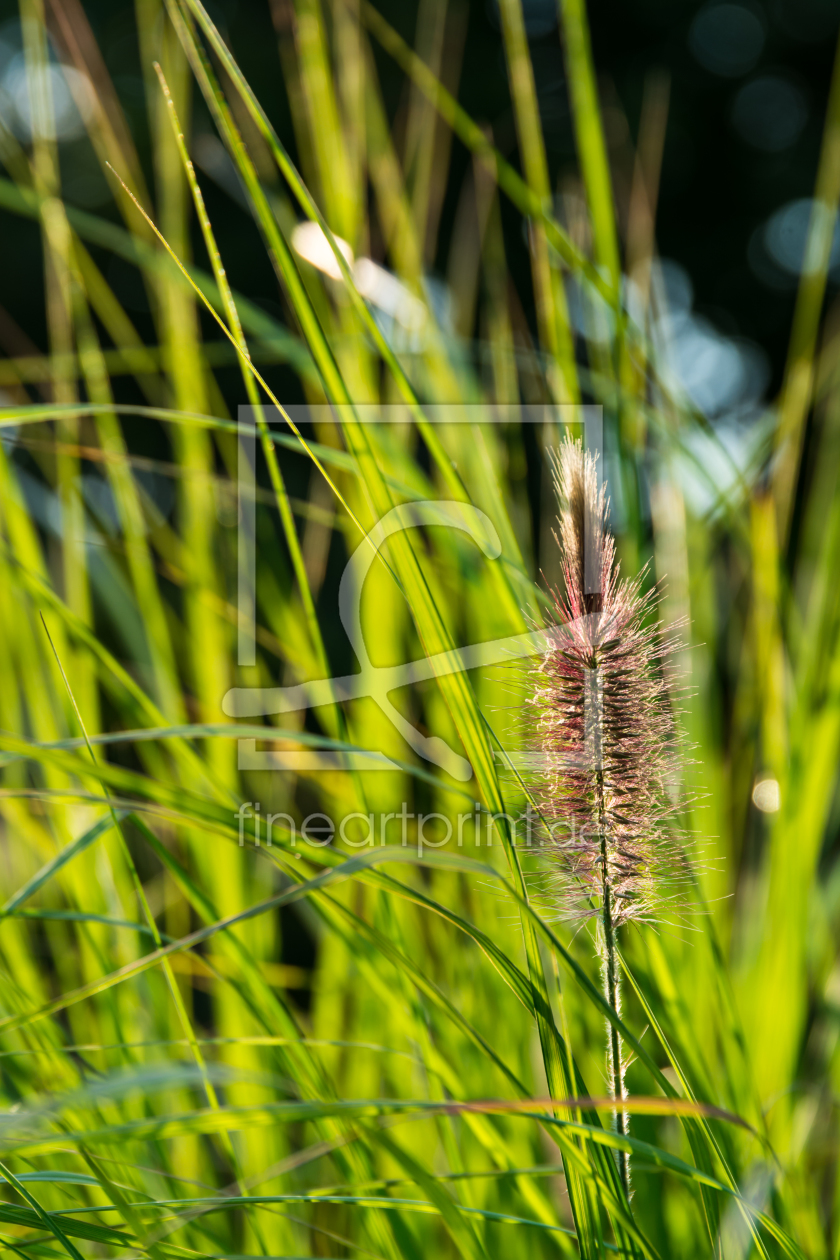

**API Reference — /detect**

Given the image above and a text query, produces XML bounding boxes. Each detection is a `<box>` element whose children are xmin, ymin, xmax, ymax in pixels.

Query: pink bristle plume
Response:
<box><xmin>531</xmin><ymin>436</ymin><xmax>689</xmax><ymax>929</ymax></box>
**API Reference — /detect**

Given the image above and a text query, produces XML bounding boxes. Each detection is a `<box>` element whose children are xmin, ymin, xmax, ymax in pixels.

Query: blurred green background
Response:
<box><xmin>1</xmin><ymin>0</ymin><xmax>840</xmax><ymax>1254</ymax></box>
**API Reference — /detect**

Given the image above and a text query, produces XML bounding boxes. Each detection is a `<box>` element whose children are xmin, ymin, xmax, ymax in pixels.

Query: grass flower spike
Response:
<box><xmin>532</xmin><ymin>437</ymin><xmax>688</xmax><ymax>1193</ymax></box>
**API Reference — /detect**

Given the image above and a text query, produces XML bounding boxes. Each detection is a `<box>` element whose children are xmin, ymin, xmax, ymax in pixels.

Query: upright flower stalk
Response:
<box><xmin>532</xmin><ymin>438</ymin><xmax>686</xmax><ymax>1196</ymax></box>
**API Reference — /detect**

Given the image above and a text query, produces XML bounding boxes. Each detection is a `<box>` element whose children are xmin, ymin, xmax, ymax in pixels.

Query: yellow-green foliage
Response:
<box><xmin>0</xmin><ymin>0</ymin><xmax>839</xmax><ymax>1255</ymax></box>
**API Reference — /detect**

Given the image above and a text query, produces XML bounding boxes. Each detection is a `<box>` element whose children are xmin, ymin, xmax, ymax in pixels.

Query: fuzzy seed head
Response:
<box><xmin>531</xmin><ymin>438</ymin><xmax>690</xmax><ymax>927</ymax></box>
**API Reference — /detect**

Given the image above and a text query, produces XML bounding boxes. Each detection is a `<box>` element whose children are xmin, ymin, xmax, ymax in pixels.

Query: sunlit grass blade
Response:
<box><xmin>772</xmin><ymin>23</ymin><xmax>840</xmax><ymax>538</ymax></box>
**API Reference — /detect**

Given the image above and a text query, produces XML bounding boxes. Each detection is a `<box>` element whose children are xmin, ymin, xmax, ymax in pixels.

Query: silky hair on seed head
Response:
<box><xmin>530</xmin><ymin>436</ymin><xmax>691</xmax><ymax>928</ymax></box>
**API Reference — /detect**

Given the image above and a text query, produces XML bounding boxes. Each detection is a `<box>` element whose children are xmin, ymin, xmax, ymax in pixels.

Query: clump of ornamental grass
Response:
<box><xmin>531</xmin><ymin>436</ymin><xmax>690</xmax><ymax>1194</ymax></box>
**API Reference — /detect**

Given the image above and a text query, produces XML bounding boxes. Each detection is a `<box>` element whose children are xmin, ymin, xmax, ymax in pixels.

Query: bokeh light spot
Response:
<box><xmin>689</xmin><ymin>3</ymin><xmax>765</xmax><ymax>78</ymax></box>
